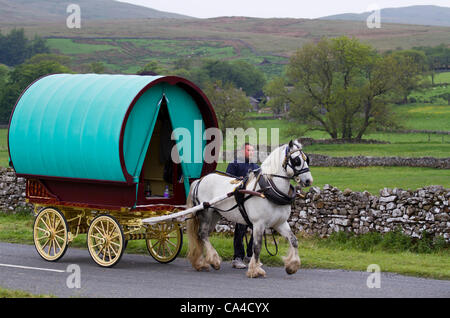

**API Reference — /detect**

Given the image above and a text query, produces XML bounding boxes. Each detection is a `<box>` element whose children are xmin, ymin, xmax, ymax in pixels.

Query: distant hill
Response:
<box><xmin>320</xmin><ymin>5</ymin><xmax>450</xmax><ymax>27</ymax></box>
<box><xmin>0</xmin><ymin>0</ymin><xmax>192</xmax><ymax>23</ymax></box>
<box><xmin>1</xmin><ymin>3</ymin><xmax>449</xmax><ymax>78</ymax></box>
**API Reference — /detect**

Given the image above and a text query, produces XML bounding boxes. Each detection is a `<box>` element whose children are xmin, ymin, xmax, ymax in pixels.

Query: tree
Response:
<box><xmin>286</xmin><ymin>36</ymin><xmax>408</xmax><ymax>140</ymax></box>
<box><xmin>229</xmin><ymin>60</ymin><xmax>266</xmax><ymax>96</ymax></box>
<box><xmin>263</xmin><ymin>76</ymin><xmax>288</xmax><ymax>114</ymax></box>
<box><xmin>89</xmin><ymin>62</ymin><xmax>106</xmax><ymax>74</ymax></box>
<box><xmin>26</xmin><ymin>54</ymin><xmax>71</xmax><ymax>67</ymax></box>
<box><xmin>202</xmin><ymin>59</ymin><xmax>266</xmax><ymax>96</ymax></box>
<box><xmin>204</xmin><ymin>81</ymin><xmax>252</xmax><ymax>135</ymax></box>
<box><xmin>0</xmin><ymin>29</ymin><xmax>49</xmax><ymax>66</ymax></box>
<box><xmin>0</xmin><ymin>64</ymin><xmax>8</xmax><ymax>86</ymax></box>
<box><xmin>413</xmin><ymin>44</ymin><xmax>450</xmax><ymax>73</ymax></box>
<box><xmin>9</xmin><ymin>60</ymin><xmax>71</xmax><ymax>89</ymax></box>
<box><xmin>388</xmin><ymin>50</ymin><xmax>426</xmax><ymax>104</ymax></box>
<box><xmin>0</xmin><ymin>58</ymin><xmax>71</xmax><ymax>124</ymax></box>
<box><xmin>173</xmin><ymin>57</ymin><xmax>192</xmax><ymax>71</ymax></box>
<box><xmin>0</xmin><ymin>64</ymin><xmax>10</xmax><ymax>123</ymax></box>
<box><xmin>439</xmin><ymin>92</ymin><xmax>450</xmax><ymax>105</ymax></box>
<box><xmin>137</xmin><ymin>61</ymin><xmax>166</xmax><ymax>75</ymax></box>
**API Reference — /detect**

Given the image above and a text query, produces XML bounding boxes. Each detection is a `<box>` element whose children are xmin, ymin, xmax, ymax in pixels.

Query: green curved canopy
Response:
<box><xmin>8</xmin><ymin>74</ymin><xmax>211</xmax><ymax>185</ymax></box>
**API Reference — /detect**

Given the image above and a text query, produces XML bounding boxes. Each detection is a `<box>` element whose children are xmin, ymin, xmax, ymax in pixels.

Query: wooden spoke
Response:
<box><xmin>33</xmin><ymin>208</ymin><xmax>68</xmax><ymax>262</ymax></box>
<box><xmin>87</xmin><ymin>215</ymin><xmax>124</xmax><ymax>267</ymax></box>
<box><xmin>146</xmin><ymin>222</ymin><xmax>183</xmax><ymax>264</ymax></box>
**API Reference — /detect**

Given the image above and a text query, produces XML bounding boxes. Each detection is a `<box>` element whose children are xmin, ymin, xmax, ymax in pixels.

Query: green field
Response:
<box><xmin>393</xmin><ymin>103</ymin><xmax>450</xmax><ymax>131</ymax></box>
<box><xmin>304</xmin><ymin>143</ymin><xmax>450</xmax><ymax>158</ymax></box>
<box><xmin>46</xmin><ymin>37</ymin><xmax>287</xmax><ymax>76</ymax></box>
<box><xmin>410</xmin><ymin>86</ymin><xmax>450</xmax><ymax>105</ymax></box>
<box><xmin>434</xmin><ymin>71</ymin><xmax>450</xmax><ymax>84</ymax></box>
<box><xmin>306</xmin><ymin>166</ymin><xmax>449</xmax><ymax>194</ymax></box>
<box><xmin>215</xmin><ymin>163</ymin><xmax>450</xmax><ymax>194</ymax></box>
<box><xmin>46</xmin><ymin>38</ymin><xmax>119</xmax><ymax>55</ymax></box>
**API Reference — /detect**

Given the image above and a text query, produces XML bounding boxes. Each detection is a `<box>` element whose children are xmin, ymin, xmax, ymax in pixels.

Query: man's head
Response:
<box><xmin>244</xmin><ymin>143</ymin><xmax>254</xmax><ymax>161</ymax></box>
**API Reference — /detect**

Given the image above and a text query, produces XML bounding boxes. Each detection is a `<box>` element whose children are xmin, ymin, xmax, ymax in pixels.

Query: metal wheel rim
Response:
<box><xmin>33</xmin><ymin>208</ymin><xmax>68</xmax><ymax>261</ymax></box>
<box><xmin>146</xmin><ymin>223</ymin><xmax>182</xmax><ymax>263</ymax></box>
<box><xmin>87</xmin><ymin>215</ymin><xmax>124</xmax><ymax>267</ymax></box>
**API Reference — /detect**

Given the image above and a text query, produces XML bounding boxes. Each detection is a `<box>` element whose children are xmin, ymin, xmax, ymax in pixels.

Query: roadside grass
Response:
<box><xmin>0</xmin><ymin>286</ymin><xmax>55</xmax><ymax>298</ymax></box>
<box><xmin>0</xmin><ymin>212</ymin><xmax>448</xmax><ymax>280</ymax></box>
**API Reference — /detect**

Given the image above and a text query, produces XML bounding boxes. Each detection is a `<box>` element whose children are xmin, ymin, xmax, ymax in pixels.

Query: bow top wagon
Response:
<box><xmin>8</xmin><ymin>74</ymin><xmax>218</xmax><ymax>267</ymax></box>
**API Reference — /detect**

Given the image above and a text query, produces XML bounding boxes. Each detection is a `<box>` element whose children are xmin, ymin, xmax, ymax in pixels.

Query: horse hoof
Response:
<box><xmin>285</xmin><ymin>262</ymin><xmax>300</xmax><ymax>275</ymax></box>
<box><xmin>285</xmin><ymin>267</ymin><xmax>297</xmax><ymax>275</ymax></box>
<box><xmin>246</xmin><ymin>269</ymin><xmax>266</xmax><ymax>278</ymax></box>
<box><xmin>194</xmin><ymin>261</ymin><xmax>210</xmax><ymax>272</ymax></box>
<box><xmin>211</xmin><ymin>263</ymin><xmax>221</xmax><ymax>270</ymax></box>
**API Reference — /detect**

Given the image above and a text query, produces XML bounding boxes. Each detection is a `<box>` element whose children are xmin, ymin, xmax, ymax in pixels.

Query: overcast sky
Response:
<box><xmin>116</xmin><ymin>0</ymin><xmax>450</xmax><ymax>19</ymax></box>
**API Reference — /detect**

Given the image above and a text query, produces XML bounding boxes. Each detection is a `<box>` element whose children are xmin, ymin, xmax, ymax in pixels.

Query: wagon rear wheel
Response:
<box><xmin>146</xmin><ymin>222</ymin><xmax>183</xmax><ymax>264</ymax></box>
<box><xmin>87</xmin><ymin>215</ymin><xmax>125</xmax><ymax>267</ymax></box>
<box><xmin>33</xmin><ymin>207</ymin><xmax>69</xmax><ymax>262</ymax></box>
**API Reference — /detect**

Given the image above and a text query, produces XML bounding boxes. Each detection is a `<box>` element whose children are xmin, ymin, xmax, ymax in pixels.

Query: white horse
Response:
<box><xmin>186</xmin><ymin>140</ymin><xmax>313</xmax><ymax>278</ymax></box>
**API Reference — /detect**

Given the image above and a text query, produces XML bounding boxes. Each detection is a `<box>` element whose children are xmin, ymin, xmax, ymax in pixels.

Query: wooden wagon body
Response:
<box><xmin>8</xmin><ymin>74</ymin><xmax>218</xmax><ymax>266</ymax></box>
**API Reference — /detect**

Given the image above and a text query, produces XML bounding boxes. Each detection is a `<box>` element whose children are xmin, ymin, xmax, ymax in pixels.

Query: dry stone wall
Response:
<box><xmin>1</xmin><ymin>168</ymin><xmax>449</xmax><ymax>242</ymax></box>
<box><xmin>218</xmin><ymin>185</ymin><xmax>450</xmax><ymax>242</ymax></box>
<box><xmin>308</xmin><ymin>154</ymin><xmax>450</xmax><ymax>169</ymax></box>
<box><xmin>0</xmin><ymin>168</ymin><xmax>31</xmax><ymax>212</ymax></box>
<box><xmin>290</xmin><ymin>185</ymin><xmax>449</xmax><ymax>242</ymax></box>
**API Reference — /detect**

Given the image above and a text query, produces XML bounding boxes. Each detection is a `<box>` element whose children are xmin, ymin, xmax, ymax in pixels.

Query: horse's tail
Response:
<box><xmin>186</xmin><ymin>180</ymin><xmax>206</xmax><ymax>270</ymax></box>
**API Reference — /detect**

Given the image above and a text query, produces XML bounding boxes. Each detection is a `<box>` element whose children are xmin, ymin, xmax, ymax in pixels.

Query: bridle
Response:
<box><xmin>271</xmin><ymin>145</ymin><xmax>310</xmax><ymax>180</ymax></box>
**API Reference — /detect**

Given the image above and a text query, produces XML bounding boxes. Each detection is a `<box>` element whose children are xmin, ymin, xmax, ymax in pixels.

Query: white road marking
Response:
<box><xmin>0</xmin><ymin>263</ymin><xmax>66</xmax><ymax>273</ymax></box>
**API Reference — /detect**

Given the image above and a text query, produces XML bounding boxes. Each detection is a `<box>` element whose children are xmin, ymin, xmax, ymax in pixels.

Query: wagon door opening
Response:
<box><xmin>138</xmin><ymin>98</ymin><xmax>184</xmax><ymax>203</ymax></box>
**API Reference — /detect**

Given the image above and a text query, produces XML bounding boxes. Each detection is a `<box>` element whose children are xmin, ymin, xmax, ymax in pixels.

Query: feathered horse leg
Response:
<box><xmin>186</xmin><ymin>183</ymin><xmax>209</xmax><ymax>271</ymax></box>
<box><xmin>275</xmin><ymin>221</ymin><xmax>301</xmax><ymax>275</ymax></box>
<box><xmin>200</xmin><ymin>210</ymin><xmax>222</xmax><ymax>270</ymax></box>
<box><xmin>246</xmin><ymin>223</ymin><xmax>266</xmax><ymax>278</ymax></box>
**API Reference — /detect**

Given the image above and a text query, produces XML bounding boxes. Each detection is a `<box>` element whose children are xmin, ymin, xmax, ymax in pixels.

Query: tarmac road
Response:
<box><xmin>0</xmin><ymin>242</ymin><xmax>448</xmax><ymax>298</ymax></box>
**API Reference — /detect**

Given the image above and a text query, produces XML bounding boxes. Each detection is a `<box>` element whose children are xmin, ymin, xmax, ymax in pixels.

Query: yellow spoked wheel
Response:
<box><xmin>146</xmin><ymin>222</ymin><xmax>183</xmax><ymax>264</ymax></box>
<box><xmin>33</xmin><ymin>207</ymin><xmax>69</xmax><ymax>262</ymax></box>
<box><xmin>87</xmin><ymin>215</ymin><xmax>125</xmax><ymax>267</ymax></box>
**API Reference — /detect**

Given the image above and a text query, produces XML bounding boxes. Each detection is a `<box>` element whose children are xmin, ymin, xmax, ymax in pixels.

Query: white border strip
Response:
<box><xmin>0</xmin><ymin>263</ymin><xmax>65</xmax><ymax>273</ymax></box>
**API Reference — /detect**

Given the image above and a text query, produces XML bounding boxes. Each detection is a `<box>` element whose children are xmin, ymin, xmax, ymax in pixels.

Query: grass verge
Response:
<box><xmin>0</xmin><ymin>286</ymin><xmax>54</xmax><ymax>298</ymax></box>
<box><xmin>0</xmin><ymin>212</ymin><xmax>448</xmax><ymax>280</ymax></box>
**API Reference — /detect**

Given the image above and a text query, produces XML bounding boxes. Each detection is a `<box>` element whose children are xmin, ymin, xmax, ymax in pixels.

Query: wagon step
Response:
<box><xmin>141</xmin><ymin>189</ymin><xmax>264</xmax><ymax>225</ymax></box>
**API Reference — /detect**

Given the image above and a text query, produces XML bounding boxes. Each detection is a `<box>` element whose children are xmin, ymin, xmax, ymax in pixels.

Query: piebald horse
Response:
<box><xmin>186</xmin><ymin>140</ymin><xmax>313</xmax><ymax>278</ymax></box>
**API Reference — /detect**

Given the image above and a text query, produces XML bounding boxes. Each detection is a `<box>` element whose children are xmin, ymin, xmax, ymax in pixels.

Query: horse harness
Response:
<box><xmin>233</xmin><ymin>144</ymin><xmax>311</xmax><ymax>227</ymax></box>
<box><xmin>193</xmin><ymin>145</ymin><xmax>310</xmax><ymax>229</ymax></box>
<box><xmin>191</xmin><ymin>144</ymin><xmax>310</xmax><ymax>256</ymax></box>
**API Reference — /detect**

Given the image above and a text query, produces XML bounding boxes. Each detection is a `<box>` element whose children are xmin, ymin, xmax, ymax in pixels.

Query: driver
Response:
<box><xmin>226</xmin><ymin>143</ymin><xmax>259</xmax><ymax>269</ymax></box>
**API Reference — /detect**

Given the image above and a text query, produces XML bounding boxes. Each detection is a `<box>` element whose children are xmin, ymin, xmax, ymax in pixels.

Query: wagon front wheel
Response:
<box><xmin>146</xmin><ymin>222</ymin><xmax>183</xmax><ymax>263</ymax></box>
<box><xmin>87</xmin><ymin>215</ymin><xmax>125</xmax><ymax>267</ymax></box>
<box><xmin>33</xmin><ymin>207</ymin><xmax>69</xmax><ymax>262</ymax></box>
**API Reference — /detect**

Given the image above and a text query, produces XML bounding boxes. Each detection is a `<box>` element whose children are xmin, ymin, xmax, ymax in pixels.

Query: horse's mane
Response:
<box><xmin>260</xmin><ymin>144</ymin><xmax>288</xmax><ymax>175</ymax></box>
